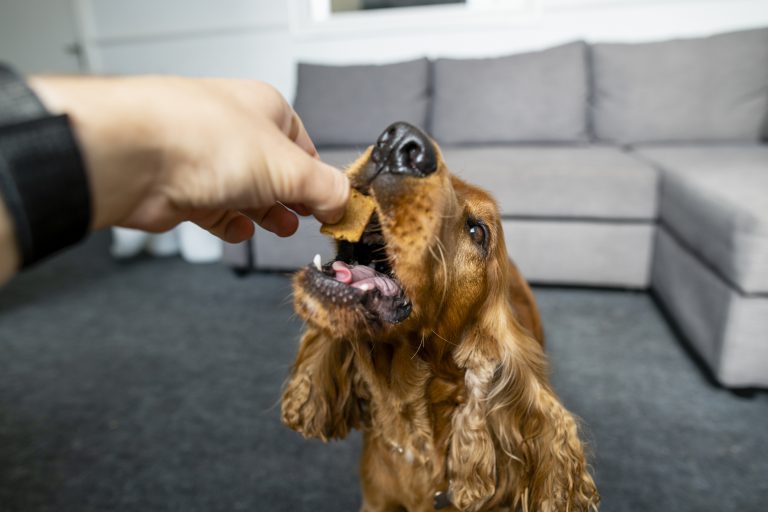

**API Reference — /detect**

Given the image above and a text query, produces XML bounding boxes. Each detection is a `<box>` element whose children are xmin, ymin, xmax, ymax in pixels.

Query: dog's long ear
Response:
<box><xmin>281</xmin><ymin>327</ymin><xmax>366</xmax><ymax>441</ymax></box>
<box><xmin>449</xmin><ymin>260</ymin><xmax>599</xmax><ymax>512</ymax></box>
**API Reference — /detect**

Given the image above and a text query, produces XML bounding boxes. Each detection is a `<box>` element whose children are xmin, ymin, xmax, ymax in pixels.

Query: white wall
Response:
<box><xmin>78</xmin><ymin>0</ymin><xmax>768</xmax><ymax>100</ymax></box>
<box><xmin>0</xmin><ymin>0</ymin><xmax>82</xmax><ymax>73</ymax></box>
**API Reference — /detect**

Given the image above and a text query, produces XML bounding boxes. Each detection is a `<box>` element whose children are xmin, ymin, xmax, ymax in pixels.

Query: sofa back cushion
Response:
<box><xmin>592</xmin><ymin>27</ymin><xmax>768</xmax><ymax>144</ymax></box>
<box><xmin>431</xmin><ymin>41</ymin><xmax>589</xmax><ymax>144</ymax></box>
<box><xmin>293</xmin><ymin>58</ymin><xmax>430</xmax><ymax>147</ymax></box>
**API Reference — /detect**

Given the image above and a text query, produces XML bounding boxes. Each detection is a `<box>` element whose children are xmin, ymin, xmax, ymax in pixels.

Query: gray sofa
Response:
<box><xmin>223</xmin><ymin>27</ymin><xmax>768</xmax><ymax>388</ymax></box>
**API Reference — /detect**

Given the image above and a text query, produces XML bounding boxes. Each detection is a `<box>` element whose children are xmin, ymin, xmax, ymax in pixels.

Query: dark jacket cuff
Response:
<box><xmin>0</xmin><ymin>64</ymin><xmax>91</xmax><ymax>268</ymax></box>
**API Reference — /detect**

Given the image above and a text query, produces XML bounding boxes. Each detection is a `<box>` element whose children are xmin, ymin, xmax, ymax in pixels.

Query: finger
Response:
<box><xmin>190</xmin><ymin>209</ymin><xmax>255</xmax><ymax>243</ymax></box>
<box><xmin>300</xmin><ymin>161</ymin><xmax>349</xmax><ymax>224</ymax></box>
<box><xmin>243</xmin><ymin>203</ymin><xmax>299</xmax><ymax>238</ymax></box>
<box><xmin>285</xmin><ymin>108</ymin><xmax>319</xmax><ymax>159</ymax></box>
<box><xmin>284</xmin><ymin>202</ymin><xmax>311</xmax><ymax>216</ymax></box>
<box><xmin>223</xmin><ymin>214</ymin><xmax>256</xmax><ymax>242</ymax></box>
<box><xmin>267</xmin><ymin>141</ymin><xmax>350</xmax><ymax>224</ymax></box>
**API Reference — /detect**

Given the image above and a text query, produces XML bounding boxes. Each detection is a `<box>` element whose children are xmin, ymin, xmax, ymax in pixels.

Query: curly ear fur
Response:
<box><xmin>448</xmin><ymin>358</ymin><xmax>498</xmax><ymax>511</ymax></box>
<box><xmin>449</xmin><ymin>259</ymin><xmax>599</xmax><ymax>511</ymax></box>
<box><xmin>488</xmin><ymin>335</ymin><xmax>599</xmax><ymax>511</ymax></box>
<box><xmin>281</xmin><ymin>328</ymin><xmax>366</xmax><ymax>441</ymax></box>
<box><xmin>450</xmin><ymin>323</ymin><xmax>598</xmax><ymax>511</ymax></box>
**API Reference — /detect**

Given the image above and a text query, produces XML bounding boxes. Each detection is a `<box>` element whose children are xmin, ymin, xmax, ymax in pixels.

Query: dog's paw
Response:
<box><xmin>281</xmin><ymin>372</ymin><xmax>336</xmax><ymax>441</ymax></box>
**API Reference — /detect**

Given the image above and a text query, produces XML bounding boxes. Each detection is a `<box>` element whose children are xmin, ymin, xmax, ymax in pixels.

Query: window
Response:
<box><xmin>331</xmin><ymin>0</ymin><xmax>466</xmax><ymax>13</ymax></box>
<box><xmin>297</xmin><ymin>0</ymin><xmax>533</xmax><ymax>35</ymax></box>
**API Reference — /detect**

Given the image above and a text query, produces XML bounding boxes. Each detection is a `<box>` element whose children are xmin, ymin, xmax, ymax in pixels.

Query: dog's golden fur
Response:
<box><xmin>282</xmin><ymin>141</ymin><xmax>599</xmax><ymax>511</ymax></box>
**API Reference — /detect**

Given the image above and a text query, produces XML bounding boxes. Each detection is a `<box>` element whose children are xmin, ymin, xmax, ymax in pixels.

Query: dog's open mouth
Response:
<box><xmin>305</xmin><ymin>211</ymin><xmax>412</xmax><ymax>325</ymax></box>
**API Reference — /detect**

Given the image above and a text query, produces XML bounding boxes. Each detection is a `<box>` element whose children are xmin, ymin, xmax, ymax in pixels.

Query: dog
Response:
<box><xmin>282</xmin><ymin>122</ymin><xmax>599</xmax><ymax>512</ymax></box>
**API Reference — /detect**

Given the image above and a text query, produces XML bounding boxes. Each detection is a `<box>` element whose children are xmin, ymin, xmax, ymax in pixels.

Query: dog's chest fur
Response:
<box><xmin>353</xmin><ymin>338</ymin><xmax>466</xmax><ymax>488</ymax></box>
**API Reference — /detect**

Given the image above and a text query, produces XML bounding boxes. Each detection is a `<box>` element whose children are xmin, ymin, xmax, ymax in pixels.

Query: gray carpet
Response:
<box><xmin>0</xmin><ymin>232</ymin><xmax>766</xmax><ymax>512</ymax></box>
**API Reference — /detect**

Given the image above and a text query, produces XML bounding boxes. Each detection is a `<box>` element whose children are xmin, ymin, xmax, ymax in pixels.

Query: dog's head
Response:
<box><xmin>294</xmin><ymin>122</ymin><xmax>507</xmax><ymax>340</ymax></box>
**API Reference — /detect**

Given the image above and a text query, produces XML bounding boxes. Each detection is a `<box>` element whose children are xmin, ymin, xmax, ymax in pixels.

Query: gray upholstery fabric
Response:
<box><xmin>635</xmin><ymin>145</ymin><xmax>768</xmax><ymax>294</ymax></box>
<box><xmin>254</xmin><ymin>216</ymin><xmax>334</xmax><ymax>271</ymax></box>
<box><xmin>293</xmin><ymin>59</ymin><xmax>429</xmax><ymax>147</ymax></box>
<box><xmin>442</xmin><ymin>145</ymin><xmax>658</xmax><ymax>219</ymax></box>
<box><xmin>504</xmin><ymin>219</ymin><xmax>653</xmax><ymax>288</ymax></box>
<box><xmin>653</xmin><ymin>227</ymin><xmax>768</xmax><ymax>387</ymax></box>
<box><xmin>431</xmin><ymin>42</ymin><xmax>589</xmax><ymax>144</ymax></box>
<box><xmin>592</xmin><ymin>27</ymin><xmax>768</xmax><ymax>143</ymax></box>
<box><xmin>318</xmin><ymin>148</ymin><xmax>368</xmax><ymax>169</ymax></box>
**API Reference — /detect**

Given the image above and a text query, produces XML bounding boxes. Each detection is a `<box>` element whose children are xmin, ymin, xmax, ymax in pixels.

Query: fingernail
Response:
<box><xmin>321</xmin><ymin>169</ymin><xmax>349</xmax><ymax>223</ymax></box>
<box><xmin>315</xmin><ymin>207</ymin><xmax>343</xmax><ymax>225</ymax></box>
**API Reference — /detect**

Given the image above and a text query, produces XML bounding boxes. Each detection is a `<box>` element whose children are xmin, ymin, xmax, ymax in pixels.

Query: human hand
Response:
<box><xmin>27</xmin><ymin>75</ymin><xmax>349</xmax><ymax>242</ymax></box>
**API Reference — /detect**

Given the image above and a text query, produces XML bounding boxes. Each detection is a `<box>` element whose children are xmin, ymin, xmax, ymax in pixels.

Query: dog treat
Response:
<box><xmin>320</xmin><ymin>189</ymin><xmax>376</xmax><ymax>243</ymax></box>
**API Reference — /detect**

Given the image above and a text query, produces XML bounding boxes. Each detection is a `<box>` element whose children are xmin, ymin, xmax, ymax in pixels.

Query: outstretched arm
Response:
<box><xmin>0</xmin><ymin>72</ymin><xmax>350</xmax><ymax>285</ymax></box>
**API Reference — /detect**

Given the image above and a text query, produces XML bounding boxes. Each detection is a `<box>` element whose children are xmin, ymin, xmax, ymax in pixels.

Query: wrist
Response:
<box><xmin>28</xmin><ymin>75</ymin><xmax>163</xmax><ymax>231</ymax></box>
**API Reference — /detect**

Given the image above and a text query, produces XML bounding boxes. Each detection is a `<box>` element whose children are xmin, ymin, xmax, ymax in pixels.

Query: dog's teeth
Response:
<box><xmin>313</xmin><ymin>253</ymin><xmax>322</xmax><ymax>271</ymax></box>
<box><xmin>368</xmin><ymin>263</ymin><xmax>376</xmax><ymax>269</ymax></box>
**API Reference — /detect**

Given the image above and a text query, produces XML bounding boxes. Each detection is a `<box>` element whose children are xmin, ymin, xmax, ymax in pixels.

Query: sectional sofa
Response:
<box><xmin>223</xmin><ymin>27</ymin><xmax>768</xmax><ymax>389</ymax></box>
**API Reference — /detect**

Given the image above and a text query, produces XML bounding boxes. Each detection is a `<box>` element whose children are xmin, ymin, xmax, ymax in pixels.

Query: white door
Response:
<box><xmin>0</xmin><ymin>0</ymin><xmax>83</xmax><ymax>74</ymax></box>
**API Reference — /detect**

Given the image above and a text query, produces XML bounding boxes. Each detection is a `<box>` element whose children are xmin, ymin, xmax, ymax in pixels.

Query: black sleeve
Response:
<box><xmin>0</xmin><ymin>64</ymin><xmax>91</xmax><ymax>269</ymax></box>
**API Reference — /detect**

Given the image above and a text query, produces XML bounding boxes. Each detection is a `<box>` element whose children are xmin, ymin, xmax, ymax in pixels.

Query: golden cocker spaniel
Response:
<box><xmin>282</xmin><ymin>122</ymin><xmax>599</xmax><ymax>512</ymax></box>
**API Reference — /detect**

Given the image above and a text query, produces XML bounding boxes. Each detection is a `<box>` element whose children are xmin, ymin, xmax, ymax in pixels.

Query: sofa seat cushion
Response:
<box><xmin>293</xmin><ymin>58</ymin><xmax>429</xmax><ymax>147</ymax></box>
<box><xmin>440</xmin><ymin>145</ymin><xmax>658</xmax><ymax>220</ymax></box>
<box><xmin>592</xmin><ymin>27</ymin><xmax>768</xmax><ymax>144</ymax></box>
<box><xmin>431</xmin><ymin>42</ymin><xmax>589</xmax><ymax>144</ymax></box>
<box><xmin>318</xmin><ymin>148</ymin><xmax>368</xmax><ymax>170</ymax></box>
<box><xmin>635</xmin><ymin>145</ymin><xmax>768</xmax><ymax>294</ymax></box>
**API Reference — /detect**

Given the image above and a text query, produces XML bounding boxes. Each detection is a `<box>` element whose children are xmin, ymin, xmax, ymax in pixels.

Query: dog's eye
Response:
<box><xmin>469</xmin><ymin>225</ymin><xmax>485</xmax><ymax>245</ymax></box>
<box><xmin>467</xmin><ymin>218</ymin><xmax>488</xmax><ymax>251</ymax></box>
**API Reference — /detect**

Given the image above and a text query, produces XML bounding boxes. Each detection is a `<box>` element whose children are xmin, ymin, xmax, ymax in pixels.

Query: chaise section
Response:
<box><xmin>442</xmin><ymin>145</ymin><xmax>659</xmax><ymax>287</ymax></box>
<box><xmin>635</xmin><ymin>145</ymin><xmax>768</xmax><ymax>294</ymax></box>
<box><xmin>653</xmin><ymin>228</ymin><xmax>768</xmax><ymax>388</ymax></box>
<box><xmin>637</xmin><ymin>145</ymin><xmax>768</xmax><ymax>387</ymax></box>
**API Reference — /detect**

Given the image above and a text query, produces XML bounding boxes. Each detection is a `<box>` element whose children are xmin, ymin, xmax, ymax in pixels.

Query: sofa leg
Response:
<box><xmin>729</xmin><ymin>387</ymin><xmax>758</xmax><ymax>399</ymax></box>
<box><xmin>232</xmin><ymin>266</ymin><xmax>252</xmax><ymax>277</ymax></box>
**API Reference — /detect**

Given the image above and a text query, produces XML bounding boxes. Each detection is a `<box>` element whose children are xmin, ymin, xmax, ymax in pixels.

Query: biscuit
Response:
<box><xmin>320</xmin><ymin>189</ymin><xmax>376</xmax><ymax>243</ymax></box>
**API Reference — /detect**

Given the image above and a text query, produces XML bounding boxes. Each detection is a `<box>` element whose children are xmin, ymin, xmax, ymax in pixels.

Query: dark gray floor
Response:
<box><xmin>0</xmin><ymin>233</ymin><xmax>766</xmax><ymax>512</ymax></box>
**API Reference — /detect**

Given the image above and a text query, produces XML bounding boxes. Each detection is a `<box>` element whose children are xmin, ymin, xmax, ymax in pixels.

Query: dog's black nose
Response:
<box><xmin>372</xmin><ymin>122</ymin><xmax>437</xmax><ymax>178</ymax></box>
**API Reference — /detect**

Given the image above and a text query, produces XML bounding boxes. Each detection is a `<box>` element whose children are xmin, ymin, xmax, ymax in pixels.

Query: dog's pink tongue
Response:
<box><xmin>332</xmin><ymin>261</ymin><xmax>400</xmax><ymax>297</ymax></box>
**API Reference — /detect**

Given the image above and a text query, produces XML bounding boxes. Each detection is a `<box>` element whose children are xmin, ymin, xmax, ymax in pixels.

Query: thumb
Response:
<box><xmin>269</xmin><ymin>141</ymin><xmax>350</xmax><ymax>224</ymax></box>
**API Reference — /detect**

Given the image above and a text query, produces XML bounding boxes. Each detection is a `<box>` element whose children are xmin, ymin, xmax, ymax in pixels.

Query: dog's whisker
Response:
<box><xmin>411</xmin><ymin>333</ymin><xmax>426</xmax><ymax>359</ymax></box>
<box><xmin>433</xmin><ymin>236</ymin><xmax>449</xmax><ymax>312</ymax></box>
<box><xmin>431</xmin><ymin>329</ymin><xmax>458</xmax><ymax>347</ymax></box>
